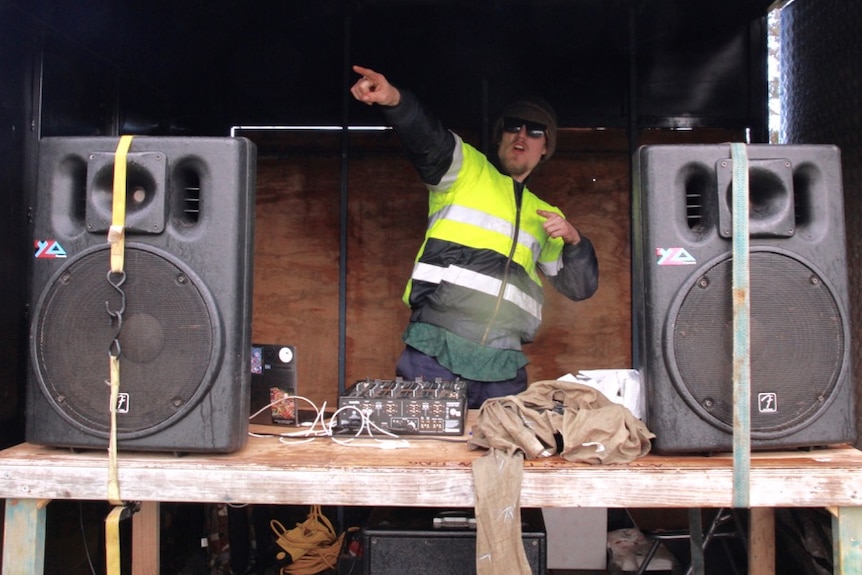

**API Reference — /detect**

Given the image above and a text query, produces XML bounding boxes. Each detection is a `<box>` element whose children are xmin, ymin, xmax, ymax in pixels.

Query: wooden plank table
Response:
<box><xmin>1</xmin><ymin>424</ymin><xmax>861</xmax><ymax>574</ymax></box>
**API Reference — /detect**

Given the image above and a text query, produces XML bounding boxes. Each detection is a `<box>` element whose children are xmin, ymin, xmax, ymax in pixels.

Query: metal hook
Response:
<box><xmin>104</xmin><ymin>270</ymin><xmax>127</xmax><ymax>319</ymax></box>
<box><xmin>109</xmin><ymin>336</ymin><xmax>122</xmax><ymax>358</ymax></box>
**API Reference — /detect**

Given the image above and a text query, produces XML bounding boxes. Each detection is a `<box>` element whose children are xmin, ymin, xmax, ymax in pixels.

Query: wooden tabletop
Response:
<box><xmin>1</xmin><ymin>421</ymin><xmax>861</xmax><ymax>509</ymax></box>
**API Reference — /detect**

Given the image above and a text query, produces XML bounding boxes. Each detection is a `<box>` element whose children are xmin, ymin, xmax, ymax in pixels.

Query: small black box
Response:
<box><xmin>362</xmin><ymin>507</ymin><xmax>546</xmax><ymax>575</ymax></box>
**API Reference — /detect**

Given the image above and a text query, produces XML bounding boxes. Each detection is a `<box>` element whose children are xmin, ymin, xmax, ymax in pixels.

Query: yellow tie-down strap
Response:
<box><xmin>108</xmin><ymin>134</ymin><xmax>133</xmax><ymax>273</ymax></box>
<box><xmin>106</xmin><ymin>506</ymin><xmax>124</xmax><ymax>575</ymax></box>
<box><xmin>106</xmin><ymin>135</ymin><xmax>134</xmax><ymax>575</ymax></box>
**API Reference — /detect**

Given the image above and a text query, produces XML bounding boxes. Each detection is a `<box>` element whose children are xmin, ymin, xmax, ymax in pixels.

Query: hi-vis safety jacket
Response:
<box><xmin>383</xmin><ymin>91</ymin><xmax>598</xmax><ymax>352</ymax></box>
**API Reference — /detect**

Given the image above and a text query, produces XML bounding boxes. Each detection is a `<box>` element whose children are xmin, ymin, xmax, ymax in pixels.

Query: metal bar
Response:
<box><xmin>338</xmin><ymin>11</ymin><xmax>353</xmax><ymax>397</ymax></box>
<box><xmin>730</xmin><ymin>142</ymin><xmax>751</xmax><ymax>508</ymax></box>
<box><xmin>229</xmin><ymin>125</ymin><xmax>390</xmax><ymax>135</ymax></box>
<box><xmin>628</xmin><ymin>0</ymin><xmax>640</xmax><ymax>369</ymax></box>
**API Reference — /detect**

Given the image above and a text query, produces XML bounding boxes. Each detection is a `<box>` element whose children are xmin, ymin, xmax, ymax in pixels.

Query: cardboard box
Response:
<box><xmin>543</xmin><ymin>507</ymin><xmax>608</xmax><ymax>570</ymax></box>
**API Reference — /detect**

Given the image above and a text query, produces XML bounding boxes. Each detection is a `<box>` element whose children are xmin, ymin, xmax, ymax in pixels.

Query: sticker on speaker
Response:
<box><xmin>656</xmin><ymin>247</ymin><xmax>696</xmax><ymax>266</ymax></box>
<box><xmin>34</xmin><ymin>239</ymin><xmax>68</xmax><ymax>259</ymax></box>
<box><xmin>757</xmin><ymin>393</ymin><xmax>778</xmax><ymax>414</ymax></box>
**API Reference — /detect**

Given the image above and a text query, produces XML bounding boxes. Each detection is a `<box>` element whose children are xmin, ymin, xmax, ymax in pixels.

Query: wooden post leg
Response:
<box><xmin>832</xmin><ymin>506</ymin><xmax>862</xmax><ymax>575</ymax></box>
<box><xmin>748</xmin><ymin>507</ymin><xmax>775</xmax><ymax>575</ymax></box>
<box><xmin>132</xmin><ymin>501</ymin><xmax>160</xmax><ymax>575</ymax></box>
<box><xmin>2</xmin><ymin>498</ymin><xmax>49</xmax><ymax>575</ymax></box>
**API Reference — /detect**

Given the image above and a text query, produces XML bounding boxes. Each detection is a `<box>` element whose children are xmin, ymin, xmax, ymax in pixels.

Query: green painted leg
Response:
<box><xmin>833</xmin><ymin>506</ymin><xmax>862</xmax><ymax>575</ymax></box>
<box><xmin>2</xmin><ymin>499</ymin><xmax>49</xmax><ymax>575</ymax></box>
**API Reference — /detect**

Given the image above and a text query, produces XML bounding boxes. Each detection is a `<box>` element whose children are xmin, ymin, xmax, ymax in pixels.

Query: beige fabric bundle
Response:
<box><xmin>468</xmin><ymin>379</ymin><xmax>655</xmax><ymax>465</ymax></box>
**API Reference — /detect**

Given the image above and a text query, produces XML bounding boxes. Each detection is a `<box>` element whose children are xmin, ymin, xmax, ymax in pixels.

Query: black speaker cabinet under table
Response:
<box><xmin>362</xmin><ymin>507</ymin><xmax>546</xmax><ymax>575</ymax></box>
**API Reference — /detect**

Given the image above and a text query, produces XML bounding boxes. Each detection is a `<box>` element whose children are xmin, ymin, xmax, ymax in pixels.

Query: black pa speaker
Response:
<box><xmin>26</xmin><ymin>137</ymin><xmax>256</xmax><ymax>453</ymax></box>
<box><xmin>633</xmin><ymin>144</ymin><xmax>855</xmax><ymax>453</ymax></box>
<box><xmin>363</xmin><ymin>507</ymin><xmax>547</xmax><ymax>575</ymax></box>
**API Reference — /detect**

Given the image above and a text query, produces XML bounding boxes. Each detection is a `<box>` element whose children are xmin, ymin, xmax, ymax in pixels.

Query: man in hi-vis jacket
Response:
<box><xmin>351</xmin><ymin>65</ymin><xmax>598</xmax><ymax>408</ymax></box>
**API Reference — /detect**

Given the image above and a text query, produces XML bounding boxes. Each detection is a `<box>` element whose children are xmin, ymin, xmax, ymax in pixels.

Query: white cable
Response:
<box><xmin>328</xmin><ymin>406</ymin><xmax>411</xmax><ymax>449</ymax></box>
<box><xmin>250</xmin><ymin>395</ymin><xmax>323</xmax><ymax>443</ymax></box>
<box><xmin>249</xmin><ymin>395</ymin><xmax>411</xmax><ymax>449</ymax></box>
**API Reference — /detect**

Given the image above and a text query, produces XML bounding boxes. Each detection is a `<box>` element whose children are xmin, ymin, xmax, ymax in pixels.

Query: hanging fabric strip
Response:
<box><xmin>730</xmin><ymin>142</ymin><xmax>751</xmax><ymax>508</ymax></box>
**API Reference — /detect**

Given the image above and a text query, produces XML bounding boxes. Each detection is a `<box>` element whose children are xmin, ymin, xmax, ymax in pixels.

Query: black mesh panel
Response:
<box><xmin>32</xmin><ymin>246</ymin><xmax>214</xmax><ymax>437</ymax></box>
<box><xmin>672</xmin><ymin>251</ymin><xmax>844</xmax><ymax>433</ymax></box>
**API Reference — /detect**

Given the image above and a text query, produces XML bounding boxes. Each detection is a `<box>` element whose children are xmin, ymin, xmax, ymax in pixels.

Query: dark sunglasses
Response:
<box><xmin>502</xmin><ymin>116</ymin><xmax>547</xmax><ymax>139</ymax></box>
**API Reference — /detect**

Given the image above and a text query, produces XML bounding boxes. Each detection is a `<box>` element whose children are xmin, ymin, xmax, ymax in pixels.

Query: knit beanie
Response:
<box><xmin>494</xmin><ymin>97</ymin><xmax>558</xmax><ymax>161</ymax></box>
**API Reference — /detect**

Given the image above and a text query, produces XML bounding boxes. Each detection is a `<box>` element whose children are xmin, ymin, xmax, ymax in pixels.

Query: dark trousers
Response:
<box><xmin>395</xmin><ymin>345</ymin><xmax>527</xmax><ymax>409</ymax></box>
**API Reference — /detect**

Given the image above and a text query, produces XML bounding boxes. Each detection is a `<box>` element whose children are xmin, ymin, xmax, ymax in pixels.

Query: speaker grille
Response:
<box><xmin>671</xmin><ymin>251</ymin><xmax>844</xmax><ymax>435</ymax></box>
<box><xmin>31</xmin><ymin>244</ymin><xmax>215</xmax><ymax>438</ymax></box>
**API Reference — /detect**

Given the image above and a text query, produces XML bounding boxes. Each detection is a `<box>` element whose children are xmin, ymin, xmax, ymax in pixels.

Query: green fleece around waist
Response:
<box><xmin>402</xmin><ymin>322</ymin><xmax>528</xmax><ymax>382</ymax></box>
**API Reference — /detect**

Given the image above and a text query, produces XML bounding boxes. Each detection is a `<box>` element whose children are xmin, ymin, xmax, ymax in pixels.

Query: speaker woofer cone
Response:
<box><xmin>666</xmin><ymin>249</ymin><xmax>845</xmax><ymax>437</ymax></box>
<box><xmin>30</xmin><ymin>242</ymin><xmax>221</xmax><ymax>439</ymax></box>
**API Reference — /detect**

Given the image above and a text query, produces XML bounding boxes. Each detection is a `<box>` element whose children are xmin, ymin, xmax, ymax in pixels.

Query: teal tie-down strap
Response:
<box><xmin>730</xmin><ymin>142</ymin><xmax>751</xmax><ymax>508</ymax></box>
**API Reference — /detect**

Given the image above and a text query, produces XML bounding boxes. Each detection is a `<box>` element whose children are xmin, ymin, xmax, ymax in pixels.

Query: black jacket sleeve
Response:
<box><xmin>546</xmin><ymin>237</ymin><xmax>599</xmax><ymax>302</ymax></box>
<box><xmin>382</xmin><ymin>90</ymin><xmax>456</xmax><ymax>186</ymax></box>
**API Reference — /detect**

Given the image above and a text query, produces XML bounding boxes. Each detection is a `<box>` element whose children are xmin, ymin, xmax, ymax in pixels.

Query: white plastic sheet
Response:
<box><xmin>558</xmin><ymin>369</ymin><xmax>645</xmax><ymax>421</ymax></box>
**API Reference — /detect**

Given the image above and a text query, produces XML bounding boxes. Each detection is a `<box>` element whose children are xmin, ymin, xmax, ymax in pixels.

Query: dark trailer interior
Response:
<box><xmin>1</xmin><ymin>0</ymin><xmax>861</xmax><ymax>574</ymax></box>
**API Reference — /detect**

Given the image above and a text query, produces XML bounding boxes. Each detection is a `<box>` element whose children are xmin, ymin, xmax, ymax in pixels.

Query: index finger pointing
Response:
<box><xmin>352</xmin><ymin>65</ymin><xmax>377</xmax><ymax>80</ymax></box>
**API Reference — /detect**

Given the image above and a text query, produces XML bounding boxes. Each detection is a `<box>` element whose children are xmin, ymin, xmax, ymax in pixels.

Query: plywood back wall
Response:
<box><xmin>251</xmin><ymin>129</ymin><xmax>738</xmax><ymax>407</ymax></box>
<box><xmin>252</xmin><ymin>133</ymin><xmax>631</xmax><ymax>405</ymax></box>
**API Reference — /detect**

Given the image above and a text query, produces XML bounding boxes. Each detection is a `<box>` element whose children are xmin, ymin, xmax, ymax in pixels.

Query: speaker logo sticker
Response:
<box><xmin>758</xmin><ymin>392</ymin><xmax>777</xmax><ymax>413</ymax></box>
<box><xmin>656</xmin><ymin>247</ymin><xmax>696</xmax><ymax>266</ymax></box>
<box><xmin>34</xmin><ymin>239</ymin><xmax>67</xmax><ymax>259</ymax></box>
<box><xmin>116</xmin><ymin>393</ymin><xmax>130</xmax><ymax>414</ymax></box>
